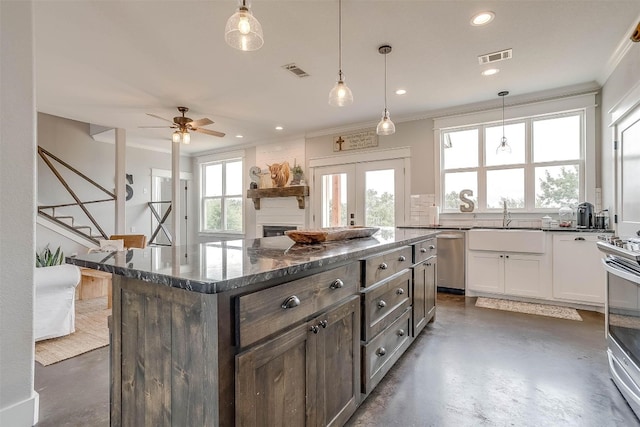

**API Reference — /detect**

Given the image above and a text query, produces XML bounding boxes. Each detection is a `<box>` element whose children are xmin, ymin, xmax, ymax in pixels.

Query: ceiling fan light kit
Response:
<box><xmin>376</xmin><ymin>44</ymin><xmax>395</xmax><ymax>136</ymax></box>
<box><xmin>328</xmin><ymin>0</ymin><xmax>353</xmax><ymax>107</ymax></box>
<box><xmin>146</xmin><ymin>106</ymin><xmax>225</xmax><ymax>144</ymax></box>
<box><xmin>225</xmin><ymin>0</ymin><xmax>264</xmax><ymax>52</ymax></box>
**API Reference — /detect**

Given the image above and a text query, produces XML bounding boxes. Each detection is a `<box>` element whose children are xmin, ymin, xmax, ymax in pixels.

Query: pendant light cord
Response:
<box><xmin>384</xmin><ymin>53</ymin><xmax>388</xmax><ymax>112</ymax></box>
<box><xmin>338</xmin><ymin>0</ymin><xmax>343</xmax><ymax>78</ymax></box>
<box><xmin>502</xmin><ymin>94</ymin><xmax>505</xmax><ymax>140</ymax></box>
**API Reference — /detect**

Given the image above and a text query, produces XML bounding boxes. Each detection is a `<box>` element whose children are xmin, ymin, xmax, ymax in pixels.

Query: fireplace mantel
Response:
<box><xmin>246</xmin><ymin>186</ymin><xmax>309</xmax><ymax>210</ymax></box>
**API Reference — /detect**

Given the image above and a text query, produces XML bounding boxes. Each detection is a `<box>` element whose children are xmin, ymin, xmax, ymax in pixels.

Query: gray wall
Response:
<box><xmin>37</xmin><ymin>113</ymin><xmax>192</xmax><ymax>251</ymax></box>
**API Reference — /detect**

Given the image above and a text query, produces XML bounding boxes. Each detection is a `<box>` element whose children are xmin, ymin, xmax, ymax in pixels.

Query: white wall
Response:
<box><xmin>37</xmin><ymin>113</ymin><xmax>193</xmax><ymax>249</ymax></box>
<box><xmin>600</xmin><ymin>43</ymin><xmax>640</xmax><ymax>217</ymax></box>
<box><xmin>0</xmin><ymin>1</ymin><xmax>39</xmax><ymax>425</ymax></box>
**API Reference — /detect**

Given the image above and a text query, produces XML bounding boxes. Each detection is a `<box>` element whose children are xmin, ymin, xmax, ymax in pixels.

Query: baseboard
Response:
<box><xmin>0</xmin><ymin>392</ymin><xmax>39</xmax><ymax>427</ymax></box>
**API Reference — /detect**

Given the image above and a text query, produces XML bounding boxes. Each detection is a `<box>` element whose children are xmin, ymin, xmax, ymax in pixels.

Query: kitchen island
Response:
<box><xmin>68</xmin><ymin>228</ymin><xmax>438</xmax><ymax>427</ymax></box>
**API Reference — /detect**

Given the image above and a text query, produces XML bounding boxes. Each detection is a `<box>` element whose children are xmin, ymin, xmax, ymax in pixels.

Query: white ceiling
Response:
<box><xmin>34</xmin><ymin>1</ymin><xmax>640</xmax><ymax>155</ymax></box>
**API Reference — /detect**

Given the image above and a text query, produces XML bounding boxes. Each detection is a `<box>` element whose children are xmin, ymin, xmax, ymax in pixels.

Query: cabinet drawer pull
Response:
<box><xmin>330</xmin><ymin>278</ymin><xmax>344</xmax><ymax>289</ymax></box>
<box><xmin>575</xmin><ymin>237</ymin><xmax>586</xmax><ymax>241</ymax></box>
<box><xmin>396</xmin><ymin>288</ymin><xmax>405</xmax><ymax>295</ymax></box>
<box><xmin>379</xmin><ymin>262</ymin><xmax>388</xmax><ymax>270</ymax></box>
<box><xmin>376</xmin><ymin>347</ymin><xmax>387</xmax><ymax>357</ymax></box>
<box><xmin>398</xmin><ymin>255</ymin><xmax>406</xmax><ymax>262</ymax></box>
<box><xmin>500</xmin><ymin>255</ymin><xmax>504</xmax><ymax>258</ymax></box>
<box><xmin>505</xmin><ymin>255</ymin><xmax>509</xmax><ymax>259</ymax></box>
<box><xmin>425</xmin><ymin>262</ymin><xmax>431</xmax><ymax>266</ymax></box>
<box><xmin>428</xmin><ymin>245</ymin><xmax>435</xmax><ymax>250</ymax></box>
<box><xmin>318</xmin><ymin>320</ymin><xmax>328</xmax><ymax>328</ymax></box>
<box><xmin>397</xmin><ymin>329</ymin><xmax>406</xmax><ymax>337</ymax></box>
<box><xmin>420</xmin><ymin>248</ymin><xmax>427</xmax><ymax>253</ymax></box>
<box><xmin>309</xmin><ymin>325</ymin><xmax>319</xmax><ymax>334</ymax></box>
<box><xmin>281</xmin><ymin>295</ymin><xmax>301</xmax><ymax>309</ymax></box>
<box><xmin>377</xmin><ymin>300</ymin><xmax>387</xmax><ymax>309</ymax></box>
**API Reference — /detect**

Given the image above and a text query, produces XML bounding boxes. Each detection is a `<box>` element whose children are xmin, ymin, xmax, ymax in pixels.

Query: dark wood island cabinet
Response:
<box><xmin>68</xmin><ymin>229</ymin><xmax>438</xmax><ymax>426</ymax></box>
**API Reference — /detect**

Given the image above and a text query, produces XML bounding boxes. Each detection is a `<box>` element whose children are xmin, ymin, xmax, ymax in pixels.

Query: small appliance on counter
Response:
<box><xmin>558</xmin><ymin>206</ymin><xmax>574</xmax><ymax>227</ymax></box>
<box><xmin>577</xmin><ymin>202</ymin><xmax>594</xmax><ymax>228</ymax></box>
<box><xmin>595</xmin><ymin>209</ymin><xmax>609</xmax><ymax>229</ymax></box>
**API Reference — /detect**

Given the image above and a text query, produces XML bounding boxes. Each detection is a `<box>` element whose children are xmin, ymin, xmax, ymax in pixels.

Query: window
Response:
<box><xmin>201</xmin><ymin>158</ymin><xmax>243</xmax><ymax>233</ymax></box>
<box><xmin>441</xmin><ymin>111</ymin><xmax>583</xmax><ymax>212</ymax></box>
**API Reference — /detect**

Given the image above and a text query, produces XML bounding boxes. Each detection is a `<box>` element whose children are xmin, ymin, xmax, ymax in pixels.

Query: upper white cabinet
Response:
<box><xmin>552</xmin><ymin>233</ymin><xmax>607</xmax><ymax>305</ymax></box>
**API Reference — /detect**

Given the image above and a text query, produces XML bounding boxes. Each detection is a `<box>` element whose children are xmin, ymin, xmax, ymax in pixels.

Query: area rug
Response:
<box><xmin>475</xmin><ymin>297</ymin><xmax>583</xmax><ymax>321</ymax></box>
<box><xmin>35</xmin><ymin>296</ymin><xmax>110</xmax><ymax>366</ymax></box>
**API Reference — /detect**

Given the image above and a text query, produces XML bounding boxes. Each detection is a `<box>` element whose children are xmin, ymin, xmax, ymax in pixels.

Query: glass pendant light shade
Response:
<box><xmin>328</xmin><ymin>74</ymin><xmax>353</xmax><ymax>106</ymax></box>
<box><xmin>172</xmin><ymin>131</ymin><xmax>181</xmax><ymax>143</ymax></box>
<box><xmin>181</xmin><ymin>131</ymin><xmax>191</xmax><ymax>144</ymax></box>
<box><xmin>225</xmin><ymin>2</ymin><xmax>264</xmax><ymax>52</ymax></box>
<box><xmin>496</xmin><ymin>90</ymin><xmax>511</xmax><ymax>154</ymax></box>
<box><xmin>377</xmin><ymin>109</ymin><xmax>395</xmax><ymax>135</ymax></box>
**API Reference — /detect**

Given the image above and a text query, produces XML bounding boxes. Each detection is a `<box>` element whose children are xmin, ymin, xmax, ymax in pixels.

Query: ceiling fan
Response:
<box><xmin>142</xmin><ymin>106</ymin><xmax>225</xmax><ymax>144</ymax></box>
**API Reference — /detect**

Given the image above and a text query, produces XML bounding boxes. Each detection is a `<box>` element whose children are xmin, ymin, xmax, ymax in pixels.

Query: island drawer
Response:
<box><xmin>237</xmin><ymin>262</ymin><xmax>359</xmax><ymax>348</ymax></box>
<box><xmin>362</xmin><ymin>245</ymin><xmax>412</xmax><ymax>287</ymax></box>
<box><xmin>362</xmin><ymin>307</ymin><xmax>412</xmax><ymax>394</ymax></box>
<box><xmin>413</xmin><ymin>238</ymin><xmax>436</xmax><ymax>263</ymax></box>
<box><xmin>361</xmin><ymin>269</ymin><xmax>411</xmax><ymax>342</ymax></box>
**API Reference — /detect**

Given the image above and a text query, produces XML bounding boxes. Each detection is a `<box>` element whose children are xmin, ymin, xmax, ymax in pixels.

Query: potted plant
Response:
<box><xmin>290</xmin><ymin>164</ymin><xmax>304</xmax><ymax>185</ymax></box>
<box><xmin>36</xmin><ymin>244</ymin><xmax>65</xmax><ymax>267</ymax></box>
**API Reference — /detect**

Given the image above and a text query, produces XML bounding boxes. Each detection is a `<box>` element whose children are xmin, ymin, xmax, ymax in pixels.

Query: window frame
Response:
<box><xmin>197</xmin><ymin>151</ymin><xmax>245</xmax><ymax>235</ymax></box>
<box><xmin>439</xmin><ymin>109</ymin><xmax>586</xmax><ymax>213</ymax></box>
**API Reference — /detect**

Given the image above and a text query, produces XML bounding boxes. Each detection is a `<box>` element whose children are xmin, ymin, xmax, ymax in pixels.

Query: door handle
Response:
<box><xmin>575</xmin><ymin>237</ymin><xmax>585</xmax><ymax>241</ymax></box>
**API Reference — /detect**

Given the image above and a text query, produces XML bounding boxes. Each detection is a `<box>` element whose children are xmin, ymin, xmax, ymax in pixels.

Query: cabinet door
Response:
<box><xmin>467</xmin><ymin>251</ymin><xmax>504</xmax><ymax>293</ymax></box>
<box><xmin>504</xmin><ymin>254</ymin><xmax>543</xmax><ymax>298</ymax></box>
<box><xmin>412</xmin><ymin>258</ymin><xmax>436</xmax><ymax>337</ymax></box>
<box><xmin>236</xmin><ymin>322</ymin><xmax>317</xmax><ymax>427</ymax></box>
<box><xmin>316</xmin><ymin>296</ymin><xmax>360</xmax><ymax>427</ymax></box>
<box><xmin>552</xmin><ymin>234</ymin><xmax>606</xmax><ymax>304</ymax></box>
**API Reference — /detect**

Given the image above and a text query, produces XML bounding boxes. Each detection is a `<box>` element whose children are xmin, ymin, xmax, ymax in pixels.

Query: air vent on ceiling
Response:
<box><xmin>478</xmin><ymin>49</ymin><xmax>513</xmax><ymax>65</ymax></box>
<box><xmin>282</xmin><ymin>63</ymin><xmax>310</xmax><ymax>78</ymax></box>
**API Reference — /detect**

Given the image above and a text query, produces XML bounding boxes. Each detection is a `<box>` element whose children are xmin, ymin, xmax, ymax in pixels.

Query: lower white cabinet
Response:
<box><xmin>552</xmin><ymin>233</ymin><xmax>606</xmax><ymax>304</ymax></box>
<box><xmin>468</xmin><ymin>251</ymin><xmax>546</xmax><ymax>298</ymax></box>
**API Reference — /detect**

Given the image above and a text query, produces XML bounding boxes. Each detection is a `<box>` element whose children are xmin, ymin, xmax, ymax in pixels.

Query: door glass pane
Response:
<box><xmin>443</xmin><ymin>172</ymin><xmax>477</xmax><ymax>210</ymax></box>
<box><xmin>321</xmin><ymin>173</ymin><xmax>347</xmax><ymax>227</ymax></box>
<box><xmin>224</xmin><ymin>197</ymin><xmax>243</xmax><ymax>232</ymax></box>
<box><xmin>533</xmin><ymin>115</ymin><xmax>581</xmax><ymax>162</ymax></box>
<box><xmin>443</xmin><ymin>129</ymin><xmax>478</xmax><ymax>169</ymax></box>
<box><xmin>485</xmin><ymin>123</ymin><xmax>525</xmax><ymax>166</ymax></box>
<box><xmin>486</xmin><ymin>168</ymin><xmax>524</xmax><ymax>209</ymax></box>
<box><xmin>203</xmin><ymin>198</ymin><xmax>221</xmax><ymax>231</ymax></box>
<box><xmin>204</xmin><ymin>164</ymin><xmax>222</xmax><ymax>196</ymax></box>
<box><xmin>225</xmin><ymin>161</ymin><xmax>242</xmax><ymax>195</ymax></box>
<box><xmin>535</xmin><ymin>165</ymin><xmax>579</xmax><ymax>208</ymax></box>
<box><xmin>364</xmin><ymin>169</ymin><xmax>395</xmax><ymax>229</ymax></box>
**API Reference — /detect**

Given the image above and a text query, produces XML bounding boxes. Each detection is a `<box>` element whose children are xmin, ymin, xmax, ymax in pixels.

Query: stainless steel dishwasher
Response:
<box><xmin>436</xmin><ymin>231</ymin><xmax>466</xmax><ymax>294</ymax></box>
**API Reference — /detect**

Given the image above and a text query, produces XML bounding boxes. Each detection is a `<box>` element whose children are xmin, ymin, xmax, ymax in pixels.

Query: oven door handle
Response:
<box><xmin>609</xmin><ymin>350</ymin><xmax>640</xmax><ymax>408</ymax></box>
<box><xmin>602</xmin><ymin>259</ymin><xmax>640</xmax><ymax>285</ymax></box>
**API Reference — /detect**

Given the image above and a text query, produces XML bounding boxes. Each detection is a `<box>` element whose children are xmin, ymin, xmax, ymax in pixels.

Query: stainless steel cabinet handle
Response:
<box><xmin>378</xmin><ymin>300</ymin><xmax>387</xmax><ymax>309</ymax></box>
<box><xmin>397</xmin><ymin>329</ymin><xmax>406</xmax><ymax>337</ymax></box>
<box><xmin>428</xmin><ymin>245</ymin><xmax>436</xmax><ymax>250</ymax></box>
<box><xmin>309</xmin><ymin>325</ymin><xmax>319</xmax><ymax>334</ymax></box>
<box><xmin>376</xmin><ymin>347</ymin><xmax>387</xmax><ymax>357</ymax></box>
<box><xmin>575</xmin><ymin>237</ymin><xmax>586</xmax><ymax>241</ymax></box>
<box><xmin>379</xmin><ymin>262</ymin><xmax>388</xmax><ymax>270</ymax></box>
<box><xmin>396</xmin><ymin>288</ymin><xmax>405</xmax><ymax>295</ymax></box>
<box><xmin>330</xmin><ymin>278</ymin><xmax>344</xmax><ymax>289</ymax></box>
<box><xmin>318</xmin><ymin>320</ymin><xmax>328</xmax><ymax>328</ymax></box>
<box><xmin>398</xmin><ymin>255</ymin><xmax>406</xmax><ymax>262</ymax></box>
<box><xmin>281</xmin><ymin>295</ymin><xmax>301</xmax><ymax>309</ymax></box>
<box><xmin>420</xmin><ymin>248</ymin><xmax>427</xmax><ymax>253</ymax></box>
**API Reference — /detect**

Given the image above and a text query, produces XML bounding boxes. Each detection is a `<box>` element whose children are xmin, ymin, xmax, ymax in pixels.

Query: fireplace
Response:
<box><xmin>263</xmin><ymin>225</ymin><xmax>298</xmax><ymax>237</ymax></box>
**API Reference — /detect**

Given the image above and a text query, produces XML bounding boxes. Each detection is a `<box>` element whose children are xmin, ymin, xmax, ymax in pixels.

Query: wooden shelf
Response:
<box><xmin>247</xmin><ymin>186</ymin><xmax>309</xmax><ymax>210</ymax></box>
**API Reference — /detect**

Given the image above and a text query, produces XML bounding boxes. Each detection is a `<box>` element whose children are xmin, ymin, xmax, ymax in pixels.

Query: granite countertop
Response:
<box><xmin>400</xmin><ymin>225</ymin><xmax>613</xmax><ymax>233</ymax></box>
<box><xmin>67</xmin><ymin>228</ymin><xmax>438</xmax><ymax>295</ymax></box>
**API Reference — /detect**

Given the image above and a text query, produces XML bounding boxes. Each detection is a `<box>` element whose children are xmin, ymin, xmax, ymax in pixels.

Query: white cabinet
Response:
<box><xmin>467</xmin><ymin>251</ymin><xmax>547</xmax><ymax>298</ymax></box>
<box><xmin>552</xmin><ymin>233</ymin><xmax>607</xmax><ymax>305</ymax></box>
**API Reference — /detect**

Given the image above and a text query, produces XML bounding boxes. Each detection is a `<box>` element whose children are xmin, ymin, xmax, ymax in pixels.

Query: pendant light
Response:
<box><xmin>328</xmin><ymin>0</ymin><xmax>353</xmax><ymax>106</ymax></box>
<box><xmin>225</xmin><ymin>0</ymin><xmax>264</xmax><ymax>52</ymax></box>
<box><xmin>496</xmin><ymin>90</ymin><xmax>511</xmax><ymax>154</ymax></box>
<box><xmin>376</xmin><ymin>45</ymin><xmax>395</xmax><ymax>136</ymax></box>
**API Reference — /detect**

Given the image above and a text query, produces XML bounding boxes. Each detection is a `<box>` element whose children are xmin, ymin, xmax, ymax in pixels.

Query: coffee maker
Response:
<box><xmin>577</xmin><ymin>202</ymin><xmax>594</xmax><ymax>228</ymax></box>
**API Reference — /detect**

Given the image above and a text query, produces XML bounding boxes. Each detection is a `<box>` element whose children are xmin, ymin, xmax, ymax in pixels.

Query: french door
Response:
<box><xmin>312</xmin><ymin>159</ymin><xmax>405</xmax><ymax>232</ymax></box>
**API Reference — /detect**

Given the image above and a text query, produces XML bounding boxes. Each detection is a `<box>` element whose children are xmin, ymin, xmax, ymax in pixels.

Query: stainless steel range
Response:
<box><xmin>598</xmin><ymin>235</ymin><xmax>640</xmax><ymax>417</ymax></box>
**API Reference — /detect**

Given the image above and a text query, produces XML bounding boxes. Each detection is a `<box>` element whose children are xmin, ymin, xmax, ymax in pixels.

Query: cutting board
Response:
<box><xmin>284</xmin><ymin>226</ymin><xmax>380</xmax><ymax>244</ymax></box>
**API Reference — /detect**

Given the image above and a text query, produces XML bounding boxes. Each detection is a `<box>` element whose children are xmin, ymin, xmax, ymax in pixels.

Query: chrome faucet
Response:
<box><xmin>502</xmin><ymin>200</ymin><xmax>512</xmax><ymax>228</ymax></box>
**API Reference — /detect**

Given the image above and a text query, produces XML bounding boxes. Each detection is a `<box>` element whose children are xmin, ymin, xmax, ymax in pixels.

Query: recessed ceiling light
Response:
<box><xmin>395</xmin><ymin>89</ymin><xmax>407</xmax><ymax>95</ymax></box>
<box><xmin>275</xmin><ymin>126</ymin><xmax>283</xmax><ymax>130</ymax></box>
<box><xmin>471</xmin><ymin>11</ymin><xmax>495</xmax><ymax>26</ymax></box>
<box><xmin>235</xmin><ymin>134</ymin><xmax>243</xmax><ymax>138</ymax></box>
<box><xmin>482</xmin><ymin>68</ymin><xmax>500</xmax><ymax>76</ymax></box>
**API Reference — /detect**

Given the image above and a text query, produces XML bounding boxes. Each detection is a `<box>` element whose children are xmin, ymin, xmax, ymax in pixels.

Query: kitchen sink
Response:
<box><xmin>468</xmin><ymin>228</ymin><xmax>546</xmax><ymax>253</ymax></box>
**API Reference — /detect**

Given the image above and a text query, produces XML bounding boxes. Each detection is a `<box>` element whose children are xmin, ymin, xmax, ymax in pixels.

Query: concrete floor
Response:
<box><xmin>35</xmin><ymin>293</ymin><xmax>640</xmax><ymax>426</ymax></box>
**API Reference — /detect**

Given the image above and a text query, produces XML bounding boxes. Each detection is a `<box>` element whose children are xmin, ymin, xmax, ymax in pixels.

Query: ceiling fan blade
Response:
<box><xmin>139</xmin><ymin>125</ymin><xmax>175</xmax><ymax>129</ymax></box>
<box><xmin>146</xmin><ymin>113</ymin><xmax>175</xmax><ymax>124</ymax></box>
<box><xmin>195</xmin><ymin>128</ymin><xmax>226</xmax><ymax>138</ymax></box>
<box><xmin>188</xmin><ymin>118</ymin><xmax>214</xmax><ymax>127</ymax></box>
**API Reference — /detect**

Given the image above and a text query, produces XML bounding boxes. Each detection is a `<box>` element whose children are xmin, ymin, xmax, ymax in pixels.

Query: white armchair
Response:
<box><xmin>34</xmin><ymin>264</ymin><xmax>81</xmax><ymax>341</ymax></box>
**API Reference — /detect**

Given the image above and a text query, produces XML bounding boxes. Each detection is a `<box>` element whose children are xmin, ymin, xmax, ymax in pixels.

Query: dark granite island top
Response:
<box><xmin>67</xmin><ymin>228</ymin><xmax>438</xmax><ymax>294</ymax></box>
